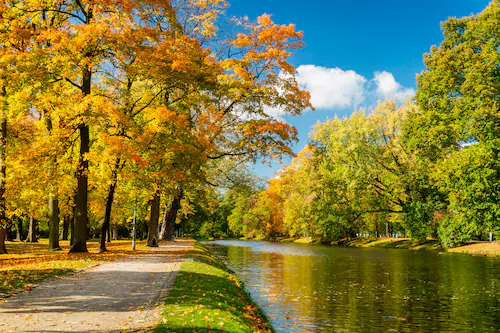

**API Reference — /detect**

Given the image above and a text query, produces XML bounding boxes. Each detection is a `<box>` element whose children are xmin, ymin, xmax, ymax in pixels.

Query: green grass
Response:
<box><xmin>293</xmin><ymin>237</ymin><xmax>314</xmax><ymax>244</ymax></box>
<box><xmin>447</xmin><ymin>241</ymin><xmax>500</xmax><ymax>257</ymax></box>
<box><xmin>338</xmin><ymin>237</ymin><xmax>444</xmax><ymax>251</ymax></box>
<box><xmin>156</xmin><ymin>244</ymin><xmax>274</xmax><ymax>333</ymax></box>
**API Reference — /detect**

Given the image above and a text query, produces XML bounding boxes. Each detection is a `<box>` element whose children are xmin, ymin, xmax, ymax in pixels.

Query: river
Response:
<box><xmin>204</xmin><ymin>240</ymin><xmax>499</xmax><ymax>333</ymax></box>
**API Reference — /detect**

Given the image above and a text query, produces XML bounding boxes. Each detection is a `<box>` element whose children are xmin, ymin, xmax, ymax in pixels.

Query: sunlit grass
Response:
<box><xmin>0</xmin><ymin>238</ymin><xmax>148</xmax><ymax>297</ymax></box>
<box><xmin>156</xmin><ymin>244</ymin><xmax>274</xmax><ymax>333</ymax></box>
<box><xmin>293</xmin><ymin>237</ymin><xmax>314</xmax><ymax>244</ymax></box>
<box><xmin>448</xmin><ymin>241</ymin><xmax>500</xmax><ymax>257</ymax></box>
<box><xmin>339</xmin><ymin>237</ymin><xmax>500</xmax><ymax>256</ymax></box>
<box><xmin>339</xmin><ymin>237</ymin><xmax>444</xmax><ymax>251</ymax></box>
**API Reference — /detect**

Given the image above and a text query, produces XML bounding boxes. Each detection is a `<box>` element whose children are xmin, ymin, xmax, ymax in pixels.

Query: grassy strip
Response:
<box><xmin>156</xmin><ymin>243</ymin><xmax>274</xmax><ymax>333</ymax></box>
<box><xmin>447</xmin><ymin>241</ymin><xmax>500</xmax><ymax>257</ymax></box>
<box><xmin>337</xmin><ymin>237</ymin><xmax>444</xmax><ymax>251</ymax></box>
<box><xmin>0</xmin><ymin>239</ymin><xmax>147</xmax><ymax>298</ymax></box>
<box><xmin>337</xmin><ymin>237</ymin><xmax>500</xmax><ymax>257</ymax></box>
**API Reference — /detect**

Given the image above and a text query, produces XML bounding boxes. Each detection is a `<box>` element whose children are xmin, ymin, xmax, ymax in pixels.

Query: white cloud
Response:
<box><xmin>373</xmin><ymin>71</ymin><xmax>415</xmax><ymax>102</ymax></box>
<box><xmin>258</xmin><ymin>66</ymin><xmax>415</xmax><ymax>120</ymax></box>
<box><xmin>293</xmin><ymin>65</ymin><xmax>415</xmax><ymax>111</ymax></box>
<box><xmin>296</xmin><ymin>65</ymin><xmax>367</xmax><ymax>109</ymax></box>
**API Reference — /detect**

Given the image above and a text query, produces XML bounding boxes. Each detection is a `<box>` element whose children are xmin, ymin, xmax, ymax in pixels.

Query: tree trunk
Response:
<box><xmin>48</xmin><ymin>196</ymin><xmax>61</xmax><ymax>251</ymax></box>
<box><xmin>43</xmin><ymin>112</ymin><xmax>61</xmax><ymax>250</ymax></box>
<box><xmin>0</xmin><ymin>228</ymin><xmax>5</xmax><ymax>254</ymax></box>
<box><xmin>386</xmin><ymin>217</ymin><xmax>390</xmax><ymax>238</ymax></box>
<box><xmin>26</xmin><ymin>215</ymin><xmax>37</xmax><ymax>243</ymax></box>
<box><xmin>147</xmin><ymin>191</ymin><xmax>160</xmax><ymax>247</ymax></box>
<box><xmin>107</xmin><ymin>222</ymin><xmax>111</xmax><ymax>242</ymax></box>
<box><xmin>15</xmin><ymin>217</ymin><xmax>22</xmax><ymax>242</ymax></box>
<box><xmin>99</xmin><ymin>158</ymin><xmax>120</xmax><ymax>253</ymax></box>
<box><xmin>70</xmin><ymin>123</ymin><xmax>89</xmax><ymax>253</ymax></box>
<box><xmin>112</xmin><ymin>221</ymin><xmax>118</xmax><ymax>240</ymax></box>
<box><xmin>165</xmin><ymin>189</ymin><xmax>183</xmax><ymax>242</ymax></box>
<box><xmin>70</xmin><ymin>206</ymin><xmax>75</xmax><ymax>246</ymax></box>
<box><xmin>5</xmin><ymin>221</ymin><xmax>13</xmax><ymax>241</ymax></box>
<box><xmin>62</xmin><ymin>214</ymin><xmax>70</xmax><ymax>240</ymax></box>
<box><xmin>159</xmin><ymin>203</ymin><xmax>168</xmax><ymax>240</ymax></box>
<box><xmin>0</xmin><ymin>88</ymin><xmax>7</xmax><ymax>254</ymax></box>
<box><xmin>69</xmin><ymin>64</ymin><xmax>92</xmax><ymax>253</ymax></box>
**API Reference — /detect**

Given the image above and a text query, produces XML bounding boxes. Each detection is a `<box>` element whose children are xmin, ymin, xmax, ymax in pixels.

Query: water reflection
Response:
<box><xmin>205</xmin><ymin>240</ymin><xmax>499</xmax><ymax>333</ymax></box>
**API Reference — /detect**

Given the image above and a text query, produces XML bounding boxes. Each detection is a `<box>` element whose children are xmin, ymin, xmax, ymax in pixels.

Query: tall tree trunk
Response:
<box><xmin>48</xmin><ymin>196</ymin><xmax>61</xmax><ymax>251</ymax></box>
<box><xmin>70</xmin><ymin>205</ymin><xmax>75</xmax><ymax>245</ymax></box>
<box><xmin>147</xmin><ymin>191</ymin><xmax>160</xmax><ymax>247</ymax></box>
<box><xmin>165</xmin><ymin>189</ymin><xmax>183</xmax><ymax>242</ymax></box>
<box><xmin>159</xmin><ymin>203</ymin><xmax>168</xmax><ymax>240</ymax></box>
<box><xmin>62</xmin><ymin>214</ymin><xmax>70</xmax><ymax>240</ymax></box>
<box><xmin>0</xmin><ymin>87</ymin><xmax>7</xmax><ymax>254</ymax></box>
<box><xmin>107</xmin><ymin>222</ymin><xmax>111</xmax><ymax>242</ymax></box>
<box><xmin>70</xmin><ymin>64</ymin><xmax>92</xmax><ymax>253</ymax></box>
<box><xmin>112</xmin><ymin>220</ymin><xmax>118</xmax><ymax>240</ymax></box>
<box><xmin>44</xmin><ymin>113</ymin><xmax>60</xmax><ymax>251</ymax></box>
<box><xmin>0</xmin><ymin>228</ymin><xmax>5</xmax><ymax>254</ymax></box>
<box><xmin>15</xmin><ymin>217</ymin><xmax>22</xmax><ymax>242</ymax></box>
<box><xmin>26</xmin><ymin>215</ymin><xmax>37</xmax><ymax>243</ymax></box>
<box><xmin>99</xmin><ymin>158</ymin><xmax>120</xmax><ymax>253</ymax></box>
<box><xmin>70</xmin><ymin>123</ymin><xmax>89</xmax><ymax>253</ymax></box>
<box><xmin>5</xmin><ymin>221</ymin><xmax>12</xmax><ymax>241</ymax></box>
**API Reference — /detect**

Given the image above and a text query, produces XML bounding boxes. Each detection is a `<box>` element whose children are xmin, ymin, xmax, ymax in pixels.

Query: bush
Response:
<box><xmin>438</xmin><ymin>215</ymin><xmax>472</xmax><ymax>248</ymax></box>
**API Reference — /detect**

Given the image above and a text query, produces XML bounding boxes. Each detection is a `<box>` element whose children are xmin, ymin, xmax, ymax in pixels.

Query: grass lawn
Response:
<box><xmin>338</xmin><ymin>237</ymin><xmax>444</xmax><ymax>251</ymax></box>
<box><xmin>0</xmin><ymin>239</ymin><xmax>147</xmax><ymax>298</ymax></box>
<box><xmin>338</xmin><ymin>237</ymin><xmax>500</xmax><ymax>256</ymax></box>
<box><xmin>447</xmin><ymin>241</ymin><xmax>500</xmax><ymax>257</ymax></box>
<box><xmin>156</xmin><ymin>244</ymin><xmax>274</xmax><ymax>333</ymax></box>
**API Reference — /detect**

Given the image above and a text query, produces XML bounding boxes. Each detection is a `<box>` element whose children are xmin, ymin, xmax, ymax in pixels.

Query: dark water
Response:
<box><xmin>204</xmin><ymin>240</ymin><xmax>500</xmax><ymax>333</ymax></box>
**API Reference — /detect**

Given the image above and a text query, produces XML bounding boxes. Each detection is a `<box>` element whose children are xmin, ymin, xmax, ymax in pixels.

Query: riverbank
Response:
<box><xmin>156</xmin><ymin>242</ymin><xmax>275</xmax><ymax>333</ymax></box>
<box><xmin>337</xmin><ymin>237</ymin><xmax>443</xmax><ymax>251</ymax></box>
<box><xmin>335</xmin><ymin>237</ymin><xmax>500</xmax><ymax>257</ymax></box>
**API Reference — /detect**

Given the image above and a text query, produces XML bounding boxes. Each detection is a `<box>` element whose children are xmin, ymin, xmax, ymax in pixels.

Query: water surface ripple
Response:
<box><xmin>204</xmin><ymin>240</ymin><xmax>499</xmax><ymax>333</ymax></box>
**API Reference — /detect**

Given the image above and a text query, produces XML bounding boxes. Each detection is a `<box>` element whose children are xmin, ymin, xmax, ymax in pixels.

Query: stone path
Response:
<box><xmin>0</xmin><ymin>241</ymin><xmax>194</xmax><ymax>332</ymax></box>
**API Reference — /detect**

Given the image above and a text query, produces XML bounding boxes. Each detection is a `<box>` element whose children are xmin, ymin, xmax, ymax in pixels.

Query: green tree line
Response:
<box><xmin>198</xmin><ymin>1</ymin><xmax>500</xmax><ymax>247</ymax></box>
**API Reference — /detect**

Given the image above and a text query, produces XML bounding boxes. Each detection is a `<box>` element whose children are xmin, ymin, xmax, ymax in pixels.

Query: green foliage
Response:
<box><xmin>403</xmin><ymin>201</ymin><xmax>433</xmax><ymax>242</ymax></box>
<box><xmin>411</xmin><ymin>1</ymin><xmax>500</xmax><ymax>246</ymax></box>
<box><xmin>438</xmin><ymin>215</ymin><xmax>473</xmax><ymax>248</ymax></box>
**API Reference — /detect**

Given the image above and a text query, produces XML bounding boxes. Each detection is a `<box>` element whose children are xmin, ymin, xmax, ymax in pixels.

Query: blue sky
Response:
<box><xmin>225</xmin><ymin>0</ymin><xmax>492</xmax><ymax>179</ymax></box>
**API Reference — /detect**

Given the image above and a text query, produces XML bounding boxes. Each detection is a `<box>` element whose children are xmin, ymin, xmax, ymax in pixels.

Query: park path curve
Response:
<box><xmin>0</xmin><ymin>241</ymin><xmax>194</xmax><ymax>333</ymax></box>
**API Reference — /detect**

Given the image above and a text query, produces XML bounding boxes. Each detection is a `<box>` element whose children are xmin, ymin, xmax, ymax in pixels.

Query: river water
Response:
<box><xmin>204</xmin><ymin>240</ymin><xmax>499</xmax><ymax>333</ymax></box>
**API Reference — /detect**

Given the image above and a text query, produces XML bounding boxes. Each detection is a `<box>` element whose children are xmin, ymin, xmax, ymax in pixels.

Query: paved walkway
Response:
<box><xmin>0</xmin><ymin>241</ymin><xmax>194</xmax><ymax>332</ymax></box>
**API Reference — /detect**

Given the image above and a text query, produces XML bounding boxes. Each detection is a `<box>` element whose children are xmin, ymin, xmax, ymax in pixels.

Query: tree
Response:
<box><xmin>0</xmin><ymin>81</ymin><xmax>6</xmax><ymax>253</ymax></box>
<box><xmin>310</xmin><ymin>101</ymin><xmax>438</xmax><ymax>242</ymax></box>
<box><xmin>278</xmin><ymin>148</ymin><xmax>317</xmax><ymax>238</ymax></box>
<box><xmin>158</xmin><ymin>13</ymin><xmax>311</xmax><ymax>239</ymax></box>
<box><xmin>414</xmin><ymin>0</ymin><xmax>500</xmax><ymax>245</ymax></box>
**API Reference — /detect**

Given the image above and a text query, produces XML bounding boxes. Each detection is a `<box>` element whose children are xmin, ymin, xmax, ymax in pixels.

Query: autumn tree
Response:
<box><xmin>0</xmin><ymin>69</ymin><xmax>6</xmax><ymax>254</ymax></box>
<box><xmin>156</xmin><ymin>13</ymin><xmax>311</xmax><ymax>241</ymax></box>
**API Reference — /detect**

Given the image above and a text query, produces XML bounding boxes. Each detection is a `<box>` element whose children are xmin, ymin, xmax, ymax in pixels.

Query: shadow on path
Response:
<box><xmin>0</xmin><ymin>242</ymin><xmax>193</xmax><ymax>332</ymax></box>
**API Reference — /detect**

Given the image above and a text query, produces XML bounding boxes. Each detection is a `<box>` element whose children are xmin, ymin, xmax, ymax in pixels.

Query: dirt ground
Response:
<box><xmin>0</xmin><ymin>241</ymin><xmax>194</xmax><ymax>333</ymax></box>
